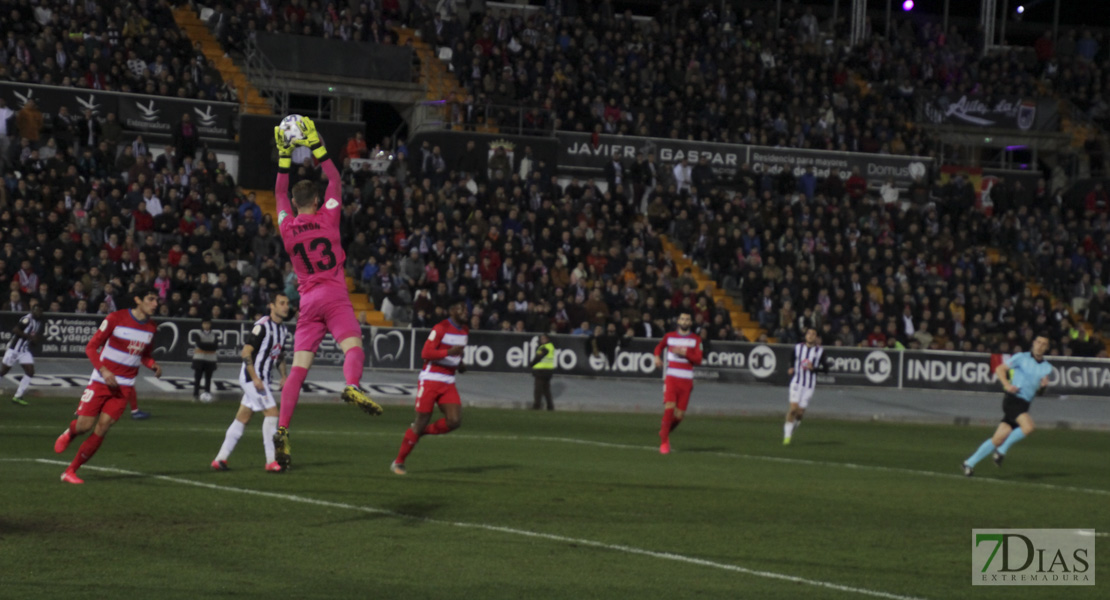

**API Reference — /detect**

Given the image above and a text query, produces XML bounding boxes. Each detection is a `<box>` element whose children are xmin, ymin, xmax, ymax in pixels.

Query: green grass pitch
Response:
<box><xmin>1</xmin><ymin>397</ymin><xmax>1106</xmax><ymax>599</ymax></box>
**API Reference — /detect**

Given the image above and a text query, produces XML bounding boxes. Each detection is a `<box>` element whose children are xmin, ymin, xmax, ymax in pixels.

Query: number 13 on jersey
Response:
<box><xmin>291</xmin><ymin>237</ymin><xmax>337</xmax><ymax>274</ymax></box>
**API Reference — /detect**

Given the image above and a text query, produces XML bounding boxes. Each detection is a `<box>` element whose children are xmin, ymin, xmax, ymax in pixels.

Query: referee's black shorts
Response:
<box><xmin>1001</xmin><ymin>393</ymin><xmax>1030</xmax><ymax>428</ymax></box>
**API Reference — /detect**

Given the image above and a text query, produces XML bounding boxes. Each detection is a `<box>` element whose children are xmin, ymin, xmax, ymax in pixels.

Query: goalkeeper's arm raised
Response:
<box><xmin>294</xmin><ymin>116</ymin><xmax>341</xmax><ymax>204</ymax></box>
<box><xmin>274</xmin><ymin>125</ymin><xmax>293</xmax><ymax>226</ymax></box>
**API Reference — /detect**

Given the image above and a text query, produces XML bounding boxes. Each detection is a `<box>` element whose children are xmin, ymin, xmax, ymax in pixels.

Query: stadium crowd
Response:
<box><xmin>197</xmin><ymin>0</ymin><xmax>1107</xmax><ymax>172</ymax></box>
<box><xmin>1033</xmin><ymin>28</ymin><xmax>1110</xmax><ymax>131</ymax></box>
<box><xmin>207</xmin><ymin>0</ymin><xmax>1098</xmax><ymax>161</ymax></box>
<box><xmin>689</xmin><ymin>165</ymin><xmax>1108</xmax><ymax>357</ymax></box>
<box><xmin>0</xmin><ymin>0</ymin><xmax>1106</xmax><ymax>359</ymax></box>
<box><xmin>0</xmin><ymin>97</ymin><xmax>290</xmax><ymax>324</ymax></box>
<box><xmin>420</xmin><ymin>1</ymin><xmax>1041</xmax><ymax>156</ymax></box>
<box><xmin>0</xmin><ymin>0</ymin><xmax>238</xmax><ymax>103</ymax></box>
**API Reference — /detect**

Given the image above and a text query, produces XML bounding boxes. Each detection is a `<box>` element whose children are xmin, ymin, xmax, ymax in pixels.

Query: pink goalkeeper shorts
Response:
<box><xmin>294</xmin><ymin>286</ymin><xmax>362</xmax><ymax>353</ymax></box>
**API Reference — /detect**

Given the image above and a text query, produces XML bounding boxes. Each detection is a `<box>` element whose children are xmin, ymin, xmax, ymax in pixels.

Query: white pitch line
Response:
<box><xmin>487</xmin><ymin>434</ymin><xmax>1110</xmax><ymax>499</ymax></box>
<box><xmin>1075</xmin><ymin>530</ymin><xmax>1107</xmax><ymax>537</ymax></box>
<box><xmin>3</xmin><ymin>425</ymin><xmax>1109</xmax><ymax>497</ymax></box>
<box><xmin>3</xmin><ymin>457</ymin><xmax>927</xmax><ymax>600</ymax></box>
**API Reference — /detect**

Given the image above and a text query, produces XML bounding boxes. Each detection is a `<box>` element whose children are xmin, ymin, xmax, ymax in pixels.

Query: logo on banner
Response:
<box><xmin>154</xmin><ymin>321</ymin><xmax>180</xmax><ymax>355</ymax></box>
<box><xmin>1017</xmin><ymin>100</ymin><xmax>1036</xmax><ymax>131</ymax></box>
<box><xmin>76</xmin><ymin>94</ymin><xmax>102</xmax><ymax>116</ymax></box>
<box><xmin>194</xmin><ymin>105</ymin><xmax>218</xmax><ymax>127</ymax></box>
<box><xmin>908</xmin><ymin>162</ymin><xmax>927</xmax><ymax>179</ymax></box>
<box><xmin>748</xmin><ymin>345</ymin><xmax>776</xmax><ymax>378</ymax></box>
<box><xmin>972</xmin><ymin>529</ymin><xmax>1094</xmax><ymax>586</ymax></box>
<box><xmin>13</xmin><ymin>88</ymin><xmax>34</xmax><ymax>108</ymax></box>
<box><xmin>864</xmin><ymin>351</ymin><xmax>892</xmax><ymax>383</ymax></box>
<box><xmin>373</xmin><ymin>330</ymin><xmax>405</xmax><ymax>362</ymax></box>
<box><xmin>136</xmin><ymin>100</ymin><xmax>160</xmax><ymax>122</ymax></box>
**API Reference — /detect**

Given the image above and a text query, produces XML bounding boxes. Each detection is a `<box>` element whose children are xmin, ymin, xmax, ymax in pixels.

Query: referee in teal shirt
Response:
<box><xmin>962</xmin><ymin>334</ymin><xmax>1053</xmax><ymax>477</ymax></box>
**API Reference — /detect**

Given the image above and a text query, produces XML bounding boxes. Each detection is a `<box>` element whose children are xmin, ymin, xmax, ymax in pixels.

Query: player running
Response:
<box><xmin>211</xmin><ymin>293</ymin><xmax>291</xmax><ymax>472</ymax></box>
<box><xmin>2</xmin><ymin>302</ymin><xmax>43</xmax><ymax>405</ymax></box>
<box><xmin>652</xmin><ymin>311</ymin><xmax>703</xmax><ymax>454</ymax></box>
<box><xmin>272</xmin><ymin>116</ymin><xmax>382</xmax><ymax>470</ymax></box>
<box><xmin>391</xmin><ymin>301</ymin><xmax>469</xmax><ymax>475</ymax></box>
<box><xmin>783</xmin><ymin>327</ymin><xmax>826</xmax><ymax>445</ymax></box>
<box><xmin>961</xmin><ymin>334</ymin><xmax>1052</xmax><ymax>477</ymax></box>
<box><xmin>54</xmin><ymin>286</ymin><xmax>163</xmax><ymax>484</ymax></box>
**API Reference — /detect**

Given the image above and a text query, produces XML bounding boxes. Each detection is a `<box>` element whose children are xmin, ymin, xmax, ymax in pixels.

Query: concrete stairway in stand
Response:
<box><xmin>171</xmin><ymin>7</ymin><xmax>273</xmax><ymax>115</ymax></box>
<box><xmin>394</xmin><ymin>27</ymin><xmax>497</xmax><ymax>133</ymax></box>
<box><xmin>659</xmin><ymin>235</ymin><xmax>769</xmax><ymax>342</ymax></box>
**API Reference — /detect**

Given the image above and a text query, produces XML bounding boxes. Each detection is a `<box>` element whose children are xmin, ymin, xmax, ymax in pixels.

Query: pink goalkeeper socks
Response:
<box><xmin>343</xmin><ymin>347</ymin><xmax>365</xmax><ymax>387</ymax></box>
<box><xmin>279</xmin><ymin>366</ymin><xmax>309</xmax><ymax>428</ymax></box>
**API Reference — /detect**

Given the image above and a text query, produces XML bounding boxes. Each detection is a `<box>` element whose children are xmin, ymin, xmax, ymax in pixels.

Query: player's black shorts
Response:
<box><xmin>1001</xmin><ymin>393</ymin><xmax>1030</xmax><ymax>428</ymax></box>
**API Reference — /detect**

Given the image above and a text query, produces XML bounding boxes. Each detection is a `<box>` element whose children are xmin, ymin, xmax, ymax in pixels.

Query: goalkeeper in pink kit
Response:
<box><xmin>272</xmin><ymin>116</ymin><xmax>382</xmax><ymax>470</ymax></box>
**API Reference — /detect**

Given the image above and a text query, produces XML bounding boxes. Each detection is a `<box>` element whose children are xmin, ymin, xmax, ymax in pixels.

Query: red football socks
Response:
<box><xmin>422</xmin><ymin>418</ymin><xmax>451</xmax><ymax>435</ymax></box>
<box><xmin>69</xmin><ymin>433</ymin><xmax>104</xmax><ymax>472</ymax></box>
<box><xmin>67</xmin><ymin>419</ymin><xmax>78</xmax><ymax>436</ymax></box>
<box><xmin>660</xmin><ymin>408</ymin><xmax>674</xmax><ymax>442</ymax></box>
<box><xmin>395</xmin><ymin>428</ymin><xmax>419</xmax><ymax>464</ymax></box>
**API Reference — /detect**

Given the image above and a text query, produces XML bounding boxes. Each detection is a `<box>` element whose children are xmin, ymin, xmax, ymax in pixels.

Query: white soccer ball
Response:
<box><xmin>199</xmin><ymin>392</ymin><xmax>214</xmax><ymax>404</ymax></box>
<box><xmin>279</xmin><ymin>114</ymin><xmax>305</xmax><ymax>144</ymax></box>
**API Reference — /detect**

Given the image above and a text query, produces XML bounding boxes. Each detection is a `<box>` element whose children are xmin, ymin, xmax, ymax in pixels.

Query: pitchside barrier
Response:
<box><xmin>2</xmin><ymin>313</ymin><xmax>1107</xmax><ymax>396</ymax></box>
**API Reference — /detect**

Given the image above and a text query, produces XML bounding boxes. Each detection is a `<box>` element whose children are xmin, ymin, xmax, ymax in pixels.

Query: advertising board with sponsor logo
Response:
<box><xmin>0</xmin><ymin>82</ymin><xmax>236</xmax><ymax>139</ymax></box>
<box><xmin>3</xmin><ymin>313</ymin><xmax>1106</xmax><ymax>397</ymax></box>
<box><xmin>555</xmin><ymin>132</ymin><xmax>933</xmax><ymax>188</ymax></box>
<box><xmin>0</xmin><ymin>313</ymin><xmax>345</xmax><ymax>366</ymax></box>
<box><xmin>364</xmin><ymin>327</ymin><xmax>1110</xmax><ymax>397</ymax></box>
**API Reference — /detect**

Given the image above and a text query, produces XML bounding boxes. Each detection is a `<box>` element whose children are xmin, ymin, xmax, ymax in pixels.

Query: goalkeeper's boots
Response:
<box><xmin>273</xmin><ymin>426</ymin><xmax>292</xmax><ymax>470</ymax></box>
<box><xmin>342</xmin><ymin>386</ymin><xmax>383</xmax><ymax>416</ymax></box>
<box><xmin>992</xmin><ymin>451</ymin><xmax>1004</xmax><ymax>467</ymax></box>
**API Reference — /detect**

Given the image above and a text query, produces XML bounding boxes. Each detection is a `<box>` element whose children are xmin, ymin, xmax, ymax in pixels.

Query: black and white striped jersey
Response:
<box><xmin>7</xmin><ymin>313</ymin><xmax>40</xmax><ymax>354</ymax></box>
<box><xmin>790</xmin><ymin>343</ymin><xmax>824</xmax><ymax>389</ymax></box>
<box><xmin>238</xmin><ymin>316</ymin><xmax>289</xmax><ymax>385</ymax></box>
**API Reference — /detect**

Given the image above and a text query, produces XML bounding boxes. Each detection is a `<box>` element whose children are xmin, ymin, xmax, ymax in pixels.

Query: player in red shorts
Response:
<box><xmin>652</xmin><ymin>312</ymin><xmax>703</xmax><ymax>454</ymax></box>
<box><xmin>272</xmin><ymin>116</ymin><xmax>382</xmax><ymax>470</ymax></box>
<box><xmin>391</xmin><ymin>301</ymin><xmax>469</xmax><ymax>475</ymax></box>
<box><xmin>54</xmin><ymin>286</ymin><xmax>163</xmax><ymax>484</ymax></box>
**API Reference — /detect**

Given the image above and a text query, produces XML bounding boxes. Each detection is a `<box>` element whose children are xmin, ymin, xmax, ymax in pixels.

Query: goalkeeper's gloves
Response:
<box><xmin>274</xmin><ymin>125</ymin><xmax>293</xmax><ymax>173</ymax></box>
<box><xmin>293</xmin><ymin>116</ymin><xmax>329</xmax><ymax>161</ymax></box>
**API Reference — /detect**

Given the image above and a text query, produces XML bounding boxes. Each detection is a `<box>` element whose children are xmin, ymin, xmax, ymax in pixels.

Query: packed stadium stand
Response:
<box><xmin>0</xmin><ymin>0</ymin><xmax>1106</xmax><ymax>360</ymax></box>
<box><xmin>0</xmin><ymin>0</ymin><xmax>238</xmax><ymax>103</ymax></box>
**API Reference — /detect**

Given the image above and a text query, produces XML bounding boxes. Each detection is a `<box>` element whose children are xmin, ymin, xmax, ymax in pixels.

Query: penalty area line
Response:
<box><xmin>6</xmin><ymin>457</ymin><xmax>927</xmax><ymax>600</ymax></box>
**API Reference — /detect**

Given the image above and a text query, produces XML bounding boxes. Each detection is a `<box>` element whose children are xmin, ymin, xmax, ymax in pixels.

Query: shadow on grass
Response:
<box><xmin>388</xmin><ymin>500</ymin><xmax>447</xmax><ymax>521</ymax></box>
<box><xmin>421</xmin><ymin>463</ymin><xmax>521</xmax><ymax>475</ymax></box>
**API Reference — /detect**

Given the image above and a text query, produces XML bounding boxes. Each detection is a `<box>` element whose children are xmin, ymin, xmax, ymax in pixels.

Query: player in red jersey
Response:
<box><xmin>391</xmin><ymin>301</ymin><xmax>469</xmax><ymax>475</ymax></box>
<box><xmin>272</xmin><ymin>116</ymin><xmax>382</xmax><ymax>470</ymax></box>
<box><xmin>652</xmin><ymin>312</ymin><xmax>703</xmax><ymax>454</ymax></box>
<box><xmin>54</xmin><ymin>286</ymin><xmax>163</xmax><ymax>484</ymax></box>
